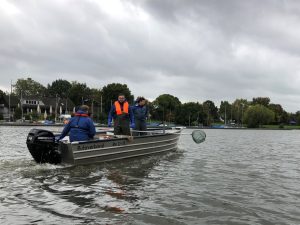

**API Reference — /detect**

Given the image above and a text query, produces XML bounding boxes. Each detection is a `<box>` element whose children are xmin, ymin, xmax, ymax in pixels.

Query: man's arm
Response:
<box><xmin>145</xmin><ymin>106</ymin><xmax>149</xmax><ymax>119</ymax></box>
<box><xmin>88</xmin><ymin>119</ymin><xmax>96</xmax><ymax>138</ymax></box>
<box><xmin>129</xmin><ymin>106</ymin><xmax>135</xmax><ymax>124</ymax></box>
<box><xmin>59</xmin><ymin>120</ymin><xmax>72</xmax><ymax>140</ymax></box>
<box><xmin>108</xmin><ymin>105</ymin><xmax>115</xmax><ymax>125</ymax></box>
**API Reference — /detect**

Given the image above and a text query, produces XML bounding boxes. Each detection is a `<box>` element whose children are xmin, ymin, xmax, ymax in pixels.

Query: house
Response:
<box><xmin>0</xmin><ymin>95</ymin><xmax>75</xmax><ymax>121</ymax></box>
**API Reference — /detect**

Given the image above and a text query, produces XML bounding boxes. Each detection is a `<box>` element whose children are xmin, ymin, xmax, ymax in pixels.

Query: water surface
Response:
<box><xmin>0</xmin><ymin>126</ymin><xmax>300</xmax><ymax>224</ymax></box>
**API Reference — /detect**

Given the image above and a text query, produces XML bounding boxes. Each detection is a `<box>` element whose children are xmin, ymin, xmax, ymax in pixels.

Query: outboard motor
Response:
<box><xmin>26</xmin><ymin>129</ymin><xmax>61</xmax><ymax>164</ymax></box>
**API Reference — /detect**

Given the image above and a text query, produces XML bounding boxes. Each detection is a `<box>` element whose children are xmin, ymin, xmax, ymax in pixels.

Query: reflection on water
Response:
<box><xmin>1</xmin><ymin>126</ymin><xmax>300</xmax><ymax>224</ymax></box>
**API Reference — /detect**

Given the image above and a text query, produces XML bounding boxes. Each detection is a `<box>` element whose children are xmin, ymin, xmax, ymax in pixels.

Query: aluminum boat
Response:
<box><xmin>26</xmin><ymin>128</ymin><xmax>183</xmax><ymax>165</ymax></box>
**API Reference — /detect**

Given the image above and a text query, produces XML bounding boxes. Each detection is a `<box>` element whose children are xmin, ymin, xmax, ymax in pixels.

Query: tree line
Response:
<box><xmin>1</xmin><ymin>77</ymin><xmax>300</xmax><ymax>128</ymax></box>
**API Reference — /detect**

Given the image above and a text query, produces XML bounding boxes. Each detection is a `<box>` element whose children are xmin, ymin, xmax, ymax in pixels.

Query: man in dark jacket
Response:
<box><xmin>132</xmin><ymin>97</ymin><xmax>148</xmax><ymax>135</ymax></box>
<box><xmin>108</xmin><ymin>94</ymin><xmax>134</xmax><ymax>135</ymax></box>
<box><xmin>59</xmin><ymin>105</ymin><xmax>96</xmax><ymax>142</ymax></box>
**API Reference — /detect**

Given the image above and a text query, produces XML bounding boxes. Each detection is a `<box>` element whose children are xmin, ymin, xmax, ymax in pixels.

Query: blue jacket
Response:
<box><xmin>132</xmin><ymin>104</ymin><xmax>148</xmax><ymax>121</ymax></box>
<box><xmin>59</xmin><ymin>110</ymin><xmax>96</xmax><ymax>142</ymax></box>
<box><xmin>108</xmin><ymin>101</ymin><xmax>134</xmax><ymax>124</ymax></box>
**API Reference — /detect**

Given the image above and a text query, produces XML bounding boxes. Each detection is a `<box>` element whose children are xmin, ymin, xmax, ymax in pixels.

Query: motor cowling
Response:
<box><xmin>26</xmin><ymin>129</ymin><xmax>61</xmax><ymax>164</ymax></box>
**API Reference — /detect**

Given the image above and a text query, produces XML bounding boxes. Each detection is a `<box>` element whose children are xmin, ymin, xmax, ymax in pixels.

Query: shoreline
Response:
<box><xmin>0</xmin><ymin>122</ymin><xmax>299</xmax><ymax>130</ymax></box>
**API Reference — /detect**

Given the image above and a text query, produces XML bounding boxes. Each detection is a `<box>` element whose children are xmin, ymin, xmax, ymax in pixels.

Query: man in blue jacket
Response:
<box><xmin>59</xmin><ymin>105</ymin><xmax>96</xmax><ymax>142</ymax></box>
<box><xmin>108</xmin><ymin>94</ymin><xmax>135</xmax><ymax>135</ymax></box>
<box><xmin>132</xmin><ymin>97</ymin><xmax>148</xmax><ymax>135</ymax></box>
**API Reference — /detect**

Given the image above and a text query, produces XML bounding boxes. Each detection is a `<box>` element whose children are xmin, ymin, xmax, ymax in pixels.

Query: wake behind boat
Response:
<box><xmin>26</xmin><ymin>128</ymin><xmax>206</xmax><ymax>165</ymax></box>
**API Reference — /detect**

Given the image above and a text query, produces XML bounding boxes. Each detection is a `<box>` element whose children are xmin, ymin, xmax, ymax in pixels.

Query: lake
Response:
<box><xmin>0</xmin><ymin>126</ymin><xmax>300</xmax><ymax>225</ymax></box>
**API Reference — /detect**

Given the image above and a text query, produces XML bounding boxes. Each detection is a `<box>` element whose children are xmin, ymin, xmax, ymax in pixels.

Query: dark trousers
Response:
<box><xmin>134</xmin><ymin>120</ymin><xmax>147</xmax><ymax>136</ymax></box>
<box><xmin>114</xmin><ymin>115</ymin><xmax>130</xmax><ymax>135</ymax></box>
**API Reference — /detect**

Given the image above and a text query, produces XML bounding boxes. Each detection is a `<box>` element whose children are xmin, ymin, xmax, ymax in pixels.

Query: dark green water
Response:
<box><xmin>0</xmin><ymin>126</ymin><xmax>300</xmax><ymax>225</ymax></box>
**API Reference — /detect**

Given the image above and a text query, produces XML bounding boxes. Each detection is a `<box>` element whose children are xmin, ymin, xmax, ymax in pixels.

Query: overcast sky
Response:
<box><xmin>1</xmin><ymin>0</ymin><xmax>300</xmax><ymax>112</ymax></box>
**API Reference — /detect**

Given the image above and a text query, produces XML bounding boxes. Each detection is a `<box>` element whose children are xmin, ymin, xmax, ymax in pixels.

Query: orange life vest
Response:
<box><xmin>115</xmin><ymin>101</ymin><xmax>129</xmax><ymax>115</ymax></box>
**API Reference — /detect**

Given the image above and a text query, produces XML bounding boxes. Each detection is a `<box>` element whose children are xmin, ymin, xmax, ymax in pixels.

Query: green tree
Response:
<box><xmin>280</xmin><ymin>111</ymin><xmax>289</xmax><ymax>124</ymax></box>
<box><xmin>14</xmin><ymin>107</ymin><xmax>22</xmax><ymax>120</ymax></box>
<box><xmin>175</xmin><ymin>102</ymin><xmax>204</xmax><ymax>126</ymax></box>
<box><xmin>152</xmin><ymin>94</ymin><xmax>181</xmax><ymax>123</ymax></box>
<box><xmin>252</xmin><ymin>97</ymin><xmax>270</xmax><ymax>107</ymax></box>
<box><xmin>14</xmin><ymin>78</ymin><xmax>46</xmax><ymax>97</ymax></box>
<box><xmin>219</xmin><ymin>101</ymin><xmax>231</xmax><ymax>124</ymax></box>
<box><xmin>0</xmin><ymin>90</ymin><xmax>4</xmax><ymax>120</ymax></box>
<box><xmin>0</xmin><ymin>89</ymin><xmax>5</xmax><ymax>102</ymax></box>
<box><xmin>47</xmin><ymin>79</ymin><xmax>72</xmax><ymax>98</ymax></box>
<box><xmin>87</xmin><ymin>88</ymin><xmax>104</xmax><ymax>122</ymax></box>
<box><xmin>203</xmin><ymin>100</ymin><xmax>218</xmax><ymax>126</ymax></box>
<box><xmin>244</xmin><ymin>104</ymin><xmax>275</xmax><ymax>128</ymax></box>
<box><xmin>231</xmin><ymin>99</ymin><xmax>248</xmax><ymax>125</ymax></box>
<box><xmin>295</xmin><ymin>111</ymin><xmax>300</xmax><ymax>125</ymax></box>
<box><xmin>68</xmin><ymin>82</ymin><xmax>92</xmax><ymax>106</ymax></box>
<box><xmin>268</xmin><ymin>103</ymin><xmax>285</xmax><ymax>124</ymax></box>
<box><xmin>102</xmin><ymin>83</ymin><xmax>133</xmax><ymax>113</ymax></box>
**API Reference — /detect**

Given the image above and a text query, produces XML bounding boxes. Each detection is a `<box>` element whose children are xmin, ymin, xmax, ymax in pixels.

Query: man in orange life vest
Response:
<box><xmin>108</xmin><ymin>94</ymin><xmax>135</xmax><ymax>135</ymax></box>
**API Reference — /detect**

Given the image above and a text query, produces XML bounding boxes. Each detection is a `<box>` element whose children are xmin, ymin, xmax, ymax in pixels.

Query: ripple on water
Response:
<box><xmin>1</xmin><ymin>127</ymin><xmax>300</xmax><ymax>224</ymax></box>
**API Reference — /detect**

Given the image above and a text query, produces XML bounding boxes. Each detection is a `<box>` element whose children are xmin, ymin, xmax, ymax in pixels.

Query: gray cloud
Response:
<box><xmin>0</xmin><ymin>0</ymin><xmax>300</xmax><ymax>112</ymax></box>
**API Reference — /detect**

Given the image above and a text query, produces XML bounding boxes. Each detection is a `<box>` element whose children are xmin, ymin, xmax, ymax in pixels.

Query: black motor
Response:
<box><xmin>26</xmin><ymin>129</ymin><xmax>61</xmax><ymax>164</ymax></box>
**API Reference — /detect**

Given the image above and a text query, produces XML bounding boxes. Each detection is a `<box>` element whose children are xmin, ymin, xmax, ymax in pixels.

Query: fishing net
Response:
<box><xmin>192</xmin><ymin>130</ymin><xmax>206</xmax><ymax>144</ymax></box>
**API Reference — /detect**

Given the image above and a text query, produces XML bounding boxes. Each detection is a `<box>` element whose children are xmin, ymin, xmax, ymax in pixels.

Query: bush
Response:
<box><xmin>14</xmin><ymin>108</ymin><xmax>22</xmax><ymax>120</ymax></box>
<box><xmin>244</xmin><ymin>104</ymin><xmax>275</xmax><ymax>128</ymax></box>
<box><xmin>47</xmin><ymin>114</ymin><xmax>55</xmax><ymax>121</ymax></box>
<box><xmin>30</xmin><ymin>112</ymin><xmax>39</xmax><ymax>121</ymax></box>
<box><xmin>24</xmin><ymin>114</ymin><xmax>31</xmax><ymax>120</ymax></box>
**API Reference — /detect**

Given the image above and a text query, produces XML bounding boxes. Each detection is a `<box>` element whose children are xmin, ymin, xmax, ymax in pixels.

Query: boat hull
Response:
<box><xmin>61</xmin><ymin>131</ymin><xmax>181</xmax><ymax>165</ymax></box>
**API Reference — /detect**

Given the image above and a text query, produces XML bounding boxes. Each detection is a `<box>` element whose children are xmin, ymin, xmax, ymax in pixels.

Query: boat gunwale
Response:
<box><xmin>68</xmin><ymin>129</ymin><xmax>182</xmax><ymax>145</ymax></box>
